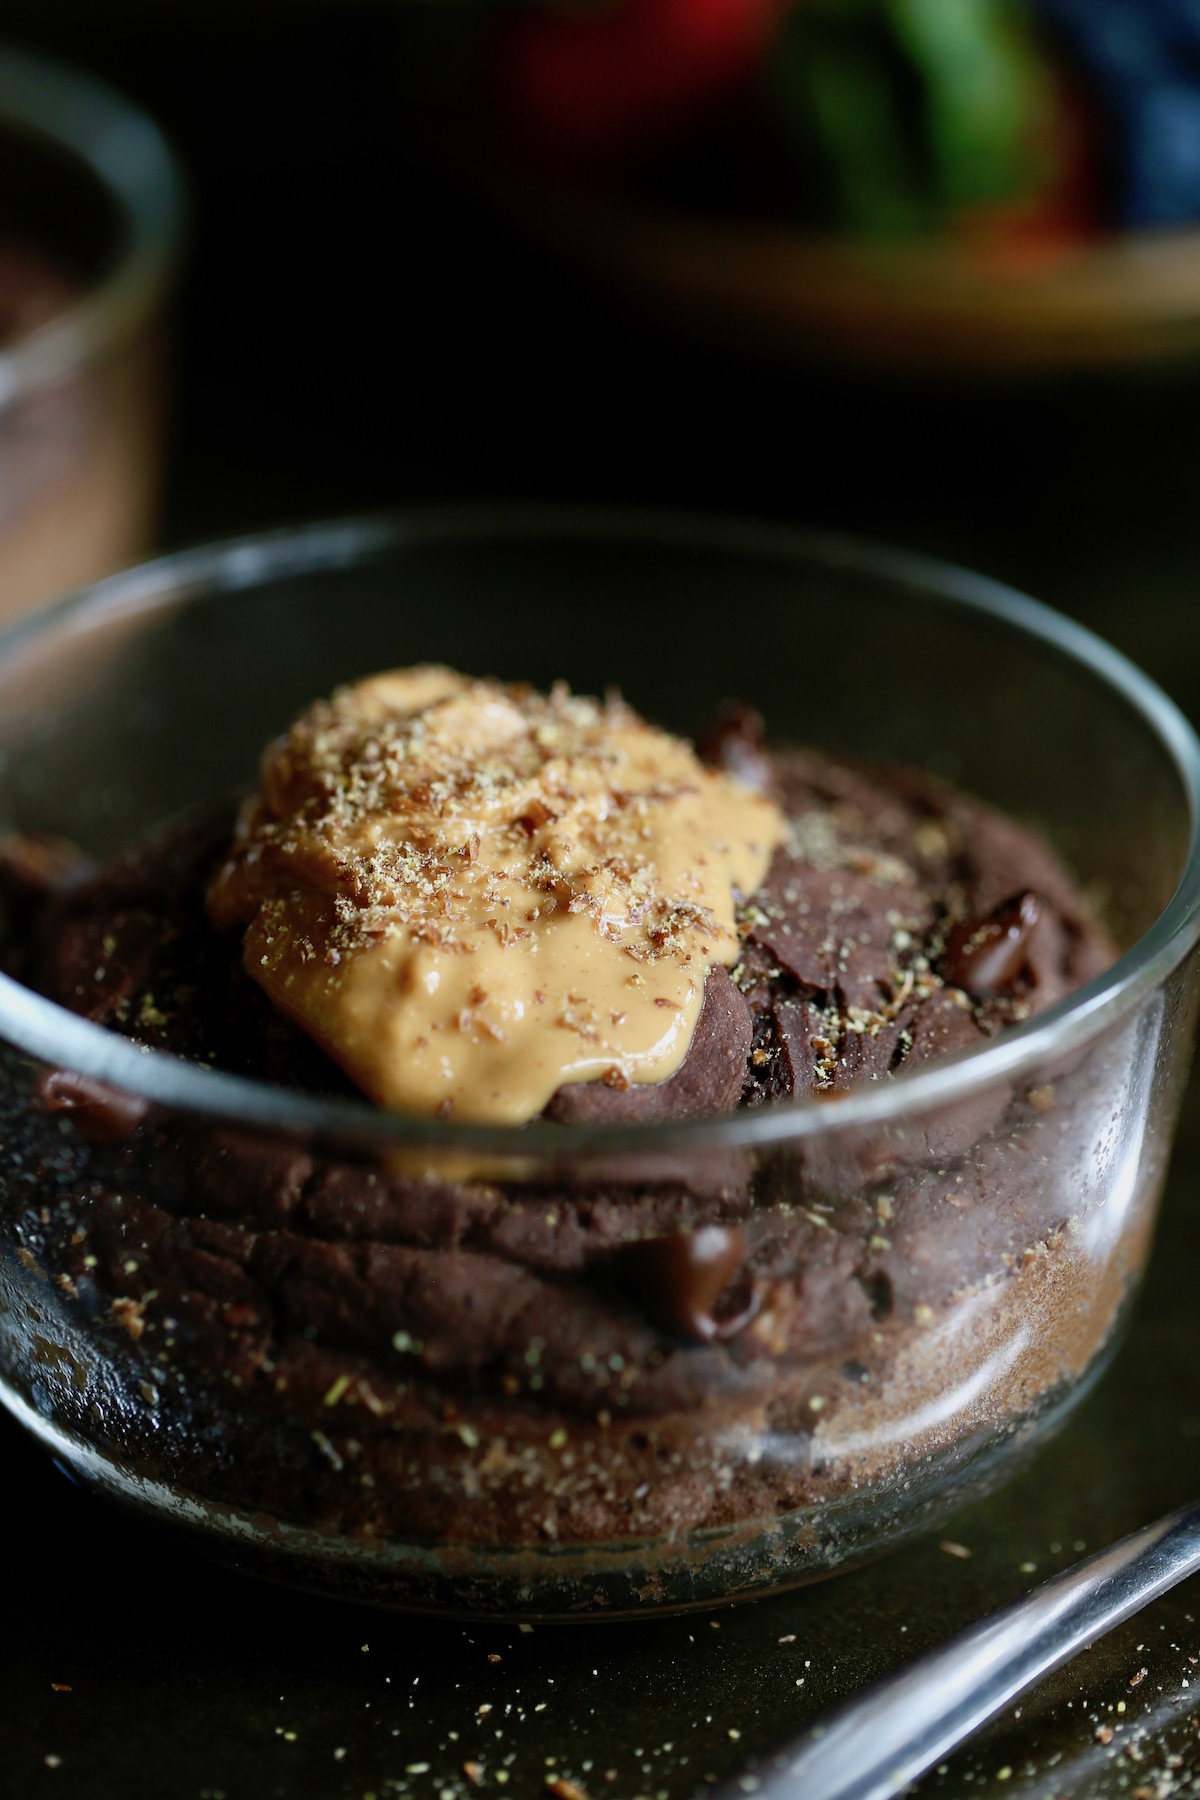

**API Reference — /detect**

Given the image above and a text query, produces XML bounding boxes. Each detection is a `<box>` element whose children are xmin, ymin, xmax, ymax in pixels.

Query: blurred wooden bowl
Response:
<box><xmin>484</xmin><ymin>163</ymin><xmax>1200</xmax><ymax>375</ymax></box>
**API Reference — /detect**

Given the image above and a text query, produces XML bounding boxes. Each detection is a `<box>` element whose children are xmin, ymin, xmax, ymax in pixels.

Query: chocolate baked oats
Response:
<box><xmin>0</xmin><ymin>661</ymin><xmax>1158</xmax><ymax>1612</ymax></box>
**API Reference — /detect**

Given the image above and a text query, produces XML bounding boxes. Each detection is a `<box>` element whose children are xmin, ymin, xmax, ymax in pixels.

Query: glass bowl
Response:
<box><xmin>0</xmin><ymin>509</ymin><xmax>1196</xmax><ymax>1620</ymax></box>
<box><xmin>0</xmin><ymin>47</ymin><xmax>182</xmax><ymax>621</ymax></box>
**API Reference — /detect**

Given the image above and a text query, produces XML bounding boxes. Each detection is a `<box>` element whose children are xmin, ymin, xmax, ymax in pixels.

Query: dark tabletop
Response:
<box><xmin>5</xmin><ymin>6</ymin><xmax>1200</xmax><ymax>1797</ymax></box>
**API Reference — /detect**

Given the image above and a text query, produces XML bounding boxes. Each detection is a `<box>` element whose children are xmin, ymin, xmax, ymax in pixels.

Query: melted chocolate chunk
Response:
<box><xmin>615</xmin><ymin>1225</ymin><xmax>760</xmax><ymax>1344</ymax></box>
<box><xmin>942</xmin><ymin>891</ymin><xmax>1043</xmax><ymax>997</ymax></box>
<box><xmin>34</xmin><ymin>1068</ymin><xmax>149</xmax><ymax>1144</ymax></box>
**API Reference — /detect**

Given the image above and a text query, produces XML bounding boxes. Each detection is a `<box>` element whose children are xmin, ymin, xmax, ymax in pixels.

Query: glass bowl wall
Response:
<box><xmin>0</xmin><ymin>511</ymin><xmax>1196</xmax><ymax>1618</ymax></box>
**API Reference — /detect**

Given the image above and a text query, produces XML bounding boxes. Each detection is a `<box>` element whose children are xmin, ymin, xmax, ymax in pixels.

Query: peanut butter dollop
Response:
<box><xmin>208</xmin><ymin>668</ymin><xmax>786</xmax><ymax>1124</ymax></box>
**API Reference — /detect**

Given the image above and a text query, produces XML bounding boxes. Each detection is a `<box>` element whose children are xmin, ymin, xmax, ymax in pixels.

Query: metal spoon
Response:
<box><xmin>727</xmin><ymin>1501</ymin><xmax>1200</xmax><ymax>1800</ymax></box>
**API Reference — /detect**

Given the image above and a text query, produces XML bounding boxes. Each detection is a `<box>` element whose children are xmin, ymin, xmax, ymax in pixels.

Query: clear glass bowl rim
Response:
<box><xmin>0</xmin><ymin>45</ymin><xmax>184</xmax><ymax>409</ymax></box>
<box><xmin>1</xmin><ymin>503</ymin><xmax>1198</xmax><ymax>1158</ymax></box>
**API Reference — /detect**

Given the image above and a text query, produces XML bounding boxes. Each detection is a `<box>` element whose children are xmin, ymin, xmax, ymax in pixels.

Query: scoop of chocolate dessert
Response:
<box><xmin>16</xmin><ymin>673</ymin><xmax>1110</xmax><ymax>1124</ymax></box>
<box><xmin>0</xmin><ymin>668</ymin><xmax>1125</xmax><ymax>1588</ymax></box>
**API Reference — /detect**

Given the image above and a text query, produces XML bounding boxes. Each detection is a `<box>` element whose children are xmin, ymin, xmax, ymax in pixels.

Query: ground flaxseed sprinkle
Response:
<box><xmin>206</xmin><ymin>666</ymin><xmax>784</xmax><ymax>1121</ymax></box>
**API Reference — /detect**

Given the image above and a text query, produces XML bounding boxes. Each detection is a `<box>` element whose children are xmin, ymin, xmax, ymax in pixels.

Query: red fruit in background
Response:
<box><xmin>487</xmin><ymin>0</ymin><xmax>784</xmax><ymax>168</ymax></box>
<box><xmin>960</xmin><ymin>73</ymin><xmax>1103</xmax><ymax>267</ymax></box>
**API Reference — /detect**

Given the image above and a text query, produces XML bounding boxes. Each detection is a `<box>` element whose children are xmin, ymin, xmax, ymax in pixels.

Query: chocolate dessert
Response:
<box><xmin>0</xmin><ymin>669</ymin><xmax>1146</xmax><ymax>1611</ymax></box>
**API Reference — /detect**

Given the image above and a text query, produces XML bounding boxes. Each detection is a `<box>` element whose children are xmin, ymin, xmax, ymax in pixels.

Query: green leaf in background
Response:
<box><xmin>764</xmin><ymin>0</ymin><xmax>1057</xmax><ymax>234</ymax></box>
<box><xmin>886</xmin><ymin>0</ymin><xmax>1055</xmax><ymax>209</ymax></box>
<box><xmin>764</xmin><ymin>2</ymin><xmax>931</xmax><ymax>235</ymax></box>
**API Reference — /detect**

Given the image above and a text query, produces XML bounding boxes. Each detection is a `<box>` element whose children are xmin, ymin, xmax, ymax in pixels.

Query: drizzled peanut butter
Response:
<box><xmin>208</xmin><ymin>668</ymin><xmax>786</xmax><ymax>1123</ymax></box>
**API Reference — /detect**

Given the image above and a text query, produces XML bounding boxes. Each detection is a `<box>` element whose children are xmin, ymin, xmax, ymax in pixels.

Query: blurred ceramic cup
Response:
<box><xmin>0</xmin><ymin>48</ymin><xmax>182</xmax><ymax>622</ymax></box>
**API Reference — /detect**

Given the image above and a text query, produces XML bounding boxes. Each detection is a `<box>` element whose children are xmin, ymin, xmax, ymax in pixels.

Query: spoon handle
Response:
<box><xmin>740</xmin><ymin>1501</ymin><xmax>1200</xmax><ymax>1800</ymax></box>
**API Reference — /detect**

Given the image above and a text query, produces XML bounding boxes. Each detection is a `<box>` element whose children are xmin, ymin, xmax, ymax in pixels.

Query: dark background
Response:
<box><xmin>4</xmin><ymin>9</ymin><xmax>1200</xmax><ymax>1800</ymax></box>
<box><xmin>6</xmin><ymin>0</ymin><xmax>1199</xmax><ymax>706</ymax></box>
